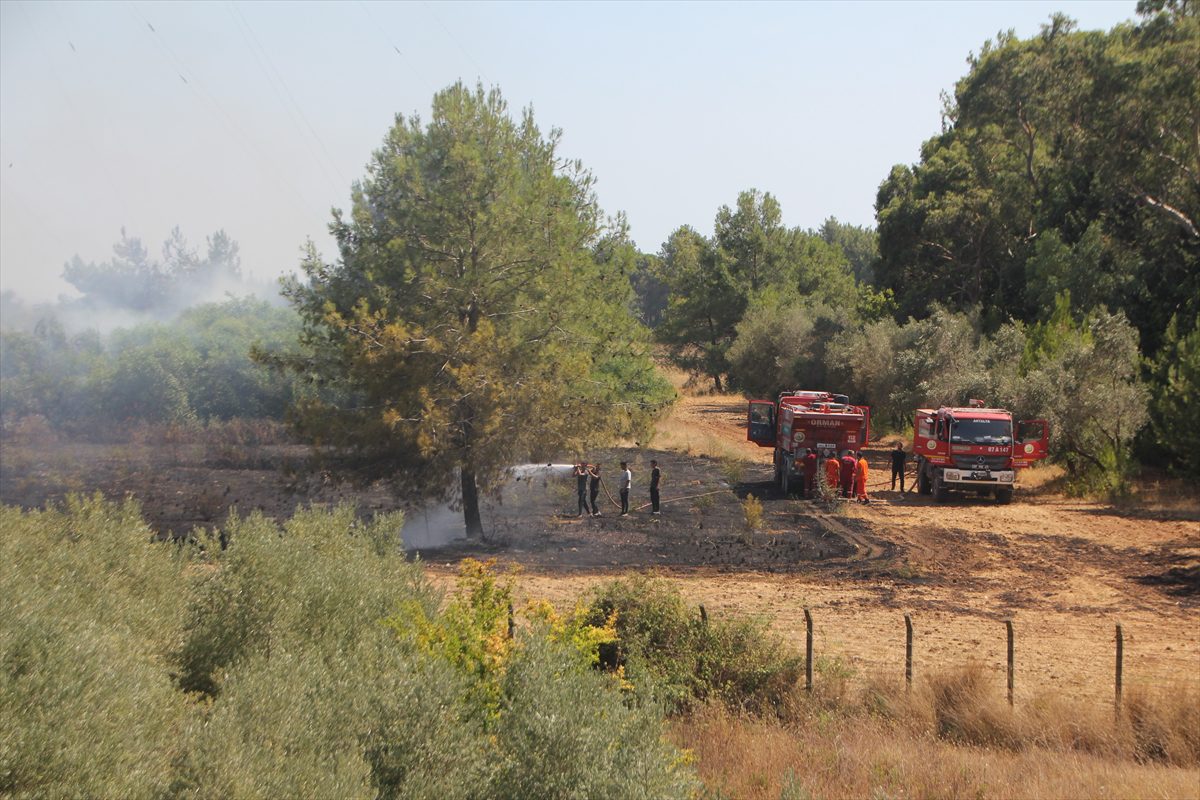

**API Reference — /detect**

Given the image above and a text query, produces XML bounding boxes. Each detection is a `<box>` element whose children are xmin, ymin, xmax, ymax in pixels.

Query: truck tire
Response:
<box><xmin>774</xmin><ymin>455</ymin><xmax>782</xmax><ymax>487</ymax></box>
<box><xmin>996</xmin><ymin>487</ymin><xmax>1013</xmax><ymax>504</ymax></box>
<box><xmin>781</xmin><ymin>457</ymin><xmax>792</xmax><ymax>497</ymax></box>
<box><xmin>917</xmin><ymin>459</ymin><xmax>932</xmax><ymax>495</ymax></box>
<box><xmin>932</xmin><ymin>471</ymin><xmax>948</xmax><ymax>502</ymax></box>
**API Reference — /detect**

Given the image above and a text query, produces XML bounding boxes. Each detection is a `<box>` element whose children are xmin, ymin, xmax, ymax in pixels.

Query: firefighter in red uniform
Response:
<box><xmin>802</xmin><ymin>448</ymin><xmax>818</xmax><ymax>497</ymax></box>
<box><xmin>839</xmin><ymin>450</ymin><xmax>857</xmax><ymax>498</ymax></box>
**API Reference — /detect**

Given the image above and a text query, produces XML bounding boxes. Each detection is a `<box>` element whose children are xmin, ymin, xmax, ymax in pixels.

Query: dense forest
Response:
<box><xmin>644</xmin><ymin>1</ymin><xmax>1198</xmax><ymax>484</ymax></box>
<box><xmin>1</xmin><ymin>2</ymin><xmax>1196</xmax><ymax>489</ymax></box>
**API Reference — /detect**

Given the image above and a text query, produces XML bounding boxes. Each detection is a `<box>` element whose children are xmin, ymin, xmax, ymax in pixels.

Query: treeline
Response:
<box><xmin>1</xmin><ymin>225</ymin><xmax>307</xmax><ymax>432</ymax></box>
<box><xmin>640</xmin><ymin>3</ymin><xmax>1198</xmax><ymax>483</ymax></box>
<box><xmin>0</xmin><ymin>298</ymin><xmax>304</xmax><ymax>430</ymax></box>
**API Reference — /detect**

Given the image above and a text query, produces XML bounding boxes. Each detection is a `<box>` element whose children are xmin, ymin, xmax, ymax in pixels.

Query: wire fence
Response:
<box><xmin>705</xmin><ymin>604</ymin><xmax>1200</xmax><ymax>709</ymax></box>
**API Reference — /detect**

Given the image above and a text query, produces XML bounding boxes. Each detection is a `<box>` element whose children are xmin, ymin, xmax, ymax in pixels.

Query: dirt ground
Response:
<box><xmin>487</xmin><ymin>394</ymin><xmax>1200</xmax><ymax>706</ymax></box>
<box><xmin>2</xmin><ymin>394</ymin><xmax>1197</xmax><ymax>705</ymax></box>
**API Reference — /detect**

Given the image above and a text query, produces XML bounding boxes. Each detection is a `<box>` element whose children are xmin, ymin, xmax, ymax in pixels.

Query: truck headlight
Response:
<box><xmin>1000</xmin><ymin>472</ymin><xmax>1014</xmax><ymax>483</ymax></box>
<box><xmin>945</xmin><ymin>470</ymin><xmax>961</xmax><ymax>481</ymax></box>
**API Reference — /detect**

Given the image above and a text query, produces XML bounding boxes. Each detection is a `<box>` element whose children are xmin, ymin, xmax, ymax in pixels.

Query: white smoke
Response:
<box><xmin>397</xmin><ymin>463</ymin><xmax>575</xmax><ymax>551</ymax></box>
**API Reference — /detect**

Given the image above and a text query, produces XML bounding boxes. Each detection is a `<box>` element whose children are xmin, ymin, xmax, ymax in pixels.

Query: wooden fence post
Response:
<box><xmin>1005</xmin><ymin>619</ymin><xmax>1014</xmax><ymax>707</ymax></box>
<box><xmin>904</xmin><ymin>613</ymin><xmax>913</xmax><ymax>690</ymax></box>
<box><xmin>699</xmin><ymin>604</ymin><xmax>708</xmax><ymax>625</ymax></box>
<box><xmin>804</xmin><ymin>608</ymin><xmax>814</xmax><ymax>693</ymax></box>
<box><xmin>507</xmin><ymin>602</ymin><xmax>514</xmax><ymax>639</ymax></box>
<box><xmin>1115</xmin><ymin>623</ymin><xmax>1124</xmax><ymax>718</ymax></box>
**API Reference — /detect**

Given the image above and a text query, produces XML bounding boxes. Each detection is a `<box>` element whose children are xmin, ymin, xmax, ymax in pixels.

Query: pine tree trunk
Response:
<box><xmin>460</xmin><ymin>467</ymin><xmax>484</xmax><ymax>539</ymax></box>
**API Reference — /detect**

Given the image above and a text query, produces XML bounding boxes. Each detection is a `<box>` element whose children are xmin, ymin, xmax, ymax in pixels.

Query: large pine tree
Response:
<box><xmin>276</xmin><ymin>83</ymin><xmax>672</xmax><ymax>537</ymax></box>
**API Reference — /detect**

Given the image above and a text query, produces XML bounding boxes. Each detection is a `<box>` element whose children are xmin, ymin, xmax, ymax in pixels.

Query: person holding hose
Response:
<box><xmin>573</xmin><ymin>462</ymin><xmax>589</xmax><ymax>517</ymax></box>
<box><xmin>649</xmin><ymin>459</ymin><xmax>661</xmax><ymax>515</ymax></box>
<box><xmin>619</xmin><ymin>461</ymin><xmax>631</xmax><ymax>516</ymax></box>
<box><xmin>587</xmin><ymin>462</ymin><xmax>602</xmax><ymax>516</ymax></box>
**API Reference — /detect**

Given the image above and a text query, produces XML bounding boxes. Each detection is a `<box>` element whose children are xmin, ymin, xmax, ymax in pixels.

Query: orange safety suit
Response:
<box><xmin>855</xmin><ymin>456</ymin><xmax>869</xmax><ymax>502</ymax></box>
<box><xmin>823</xmin><ymin>457</ymin><xmax>840</xmax><ymax>494</ymax></box>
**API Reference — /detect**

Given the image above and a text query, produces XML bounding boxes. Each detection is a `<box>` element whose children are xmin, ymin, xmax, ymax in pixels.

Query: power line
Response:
<box><xmin>15</xmin><ymin>0</ymin><xmax>135</xmax><ymax>226</ymax></box>
<box><xmin>420</xmin><ymin>1</ymin><xmax>489</xmax><ymax>85</ymax></box>
<box><xmin>355</xmin><ymin>0</ymin><xmax>428</xmax><ymax>85</ymax></box>
<box><xmin>125</xmin><ymin>1</ymin><xmax>331</xmax><ymax>233</ymax></box>
<box><xmin>227</xmin><ymin>1</ymin><xmax>347</xmax><ymax>194</ymax></box>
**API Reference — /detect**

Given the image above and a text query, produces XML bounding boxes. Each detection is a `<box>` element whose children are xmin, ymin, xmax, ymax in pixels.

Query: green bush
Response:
<box><xmin>0</xmin><ymin>496</ymin><xmax>191</xmax><ymax>799</ymax></box>
<box><xmin>1147</xmin><ymin>314</ymin><xmax>1200</xmax><ymax>478</ymax></box>
<box><xmin>492</xmin><ymin>635</ymin><xmax>697</xmax><ymax>797</ymax></box>
<box><xmin>2</xmin><ymin>499</ymin><xmax>697</xmax><ymax>798</ymax></box>
<box><xmin>173</xmin><ymin>505</ymin><xmax>419</xmax><ymax>696</ymax></box>
<box><xmin>585</xmin><ymin>577</ymin><xmax>803</xmax><ymax>716</ymax></box>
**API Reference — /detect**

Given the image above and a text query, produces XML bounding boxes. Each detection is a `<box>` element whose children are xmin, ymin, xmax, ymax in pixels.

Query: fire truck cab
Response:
<box><xmin>913</xmin><ymin>401</ymin><xmax>1048</xmax><ymax>503</ymax></box>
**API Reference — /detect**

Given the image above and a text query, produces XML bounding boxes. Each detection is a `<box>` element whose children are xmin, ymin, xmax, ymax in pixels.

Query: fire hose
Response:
<box><xmin>592</xmin><ymin>476</ymin><xmax>726</xmax><ymax>513</ymax></box>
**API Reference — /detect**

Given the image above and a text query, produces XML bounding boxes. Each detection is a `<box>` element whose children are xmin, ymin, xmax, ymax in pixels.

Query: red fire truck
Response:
<box><xmin>913</xmin><ymin>401</ymin><xmax>1049</xmax><ymax>504</ymax></box>
<box><xmin>747</xmin><ymin>391</ymin><xmax>870</xmax><ymax>496</ymax></box>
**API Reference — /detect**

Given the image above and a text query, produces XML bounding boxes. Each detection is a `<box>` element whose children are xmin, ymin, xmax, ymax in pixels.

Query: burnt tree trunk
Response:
<box><xmin>460</xmin><ymin>467</ymin><xmax>484</xmax><ymax>539</ymax></box>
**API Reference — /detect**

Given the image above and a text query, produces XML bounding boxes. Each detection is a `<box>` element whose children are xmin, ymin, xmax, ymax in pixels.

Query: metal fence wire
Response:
<box><xmin>716</xmin><ymin>604</ymin><xmax>1200</xmax><ymax>709</ymax></box>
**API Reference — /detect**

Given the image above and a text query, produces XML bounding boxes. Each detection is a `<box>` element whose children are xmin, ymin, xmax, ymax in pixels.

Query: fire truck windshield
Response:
<box><xmin>950</xmin><ymin>418</ymin><xmax>1012</xmax><ymax>445</ymax></box>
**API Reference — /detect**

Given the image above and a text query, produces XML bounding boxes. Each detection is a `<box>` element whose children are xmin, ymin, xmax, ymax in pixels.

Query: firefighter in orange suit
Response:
<box><xmin>855</xmin><ymin>451</ymin><xmax>870</xmax><ymax>503</ymax></box>
<box><xmin>823</xmin><ymin>453</ymin><xmax>840</xmax><ymax>495</ymax></box>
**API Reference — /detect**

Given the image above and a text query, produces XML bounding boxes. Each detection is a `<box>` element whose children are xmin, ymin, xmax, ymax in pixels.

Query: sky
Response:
<box><xmin>1</xmin><ymin>0</ymin><xmax>1139</xmax><ymax>302</ymax></box>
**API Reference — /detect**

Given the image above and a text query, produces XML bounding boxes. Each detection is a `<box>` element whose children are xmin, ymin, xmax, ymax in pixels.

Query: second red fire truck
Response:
<box><xmin>912</xmin><ymin>401</ymin><xmax>1049</xmax><ymax>503</ymax></box>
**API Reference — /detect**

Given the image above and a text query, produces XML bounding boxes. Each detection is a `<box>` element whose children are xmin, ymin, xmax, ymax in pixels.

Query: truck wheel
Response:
<box><xmin>917</xmin><ymin>460</ymin><xmax>932</xmax><ymax>495</ymax></box>
<box><xmin>781</xmin><ymin>461</ymin><xmax>791</xmax><ymax>497</ymax></box>
<box><xmin>932</xmin><ymin>472</ymin><xmax>948</xmax><ymax>502</ymax></box>
<box><xmin>774</xmin><ymin>456</ymin><xmax>782</xmax><ymax>487</ymax></box>
<box><xmin>996</xmin><ymin>487</ymin><xmax>1013</xmax><ymax>504</ymax></box>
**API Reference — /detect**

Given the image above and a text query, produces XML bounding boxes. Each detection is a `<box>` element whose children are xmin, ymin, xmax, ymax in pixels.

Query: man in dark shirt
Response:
<box><xmin>574</xmin><ymin>462</ymin><xmax>589</xmax><ymax>517</ymax></box>
<box><xmin>890</xmin><ymin>442</ymin><xmax>907</xmax><ymax>492</ymax></box>
<box><xmin>587</xmin><ymin>463</ymin><xmax>602</xmax><ymax>516</ymax></box>
<box><xmin>649</xmin><ymin>459</ymin><xmax>661</xmax><ymax>514</ymax></box>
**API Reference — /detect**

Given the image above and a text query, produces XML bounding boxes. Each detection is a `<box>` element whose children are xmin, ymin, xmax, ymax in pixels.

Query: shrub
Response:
<box><xmin>3</xmin><ymin>499</ymin><xmax>700</xmax><ymax>796</ymax></box>
<box><xmin>174</xmin><ymin>505</ymin><xmax>419</xmax><ymax>697</ymax></box>
<box><xmin>171</xmin><ymin>638</ymin><xmax>493</xmax><ymax>800</ymax></box>
<box><xmin>0</xmin><ymin>496</ymin><xmax>191</xmax><ymax>798</ymax></box>
<box><xmin>492</xmin><ymin>635</ymin><xmax>697</xmax><ymax>797</ymax></box>
<box><xmin>719</xmin><ymin>456</ymin><xmax>746</xmax><ymax>486</ymax></box>
<box><xmin>585</xmin><ymin>577</ymin><xmax>803</xmax><ymax>715</ymax></box>
<box><xmin>742</xmin><ymin>493</ymin><xmax>763</xmax><ymax>531</ymax></box>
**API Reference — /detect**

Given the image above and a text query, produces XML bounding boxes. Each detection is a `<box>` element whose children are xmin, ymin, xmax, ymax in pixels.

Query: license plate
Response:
<box><xmin>972</xmin><ymin>471</ymin><xmax>991</xmax><ymax>480</ymax></box>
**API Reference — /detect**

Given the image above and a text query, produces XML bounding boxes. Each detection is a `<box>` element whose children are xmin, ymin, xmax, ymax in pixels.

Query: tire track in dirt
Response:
<box><xmin>810</xmin><ymin>511</ymin><xmax>889</xmax><ymax>562</ymax></box>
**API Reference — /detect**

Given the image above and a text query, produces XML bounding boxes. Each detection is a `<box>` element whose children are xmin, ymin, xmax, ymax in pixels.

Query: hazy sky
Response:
<box><xmin>1</xmin><ymin>0</ymin><xmax>1137</xmax><ymax>301</ymax></box>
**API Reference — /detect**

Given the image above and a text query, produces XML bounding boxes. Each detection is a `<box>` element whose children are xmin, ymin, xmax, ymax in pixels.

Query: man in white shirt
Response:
<box><xmin>619</xmin><ymin>461</ymin><xmax>632</xmax><ymax>516</ymax></box>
